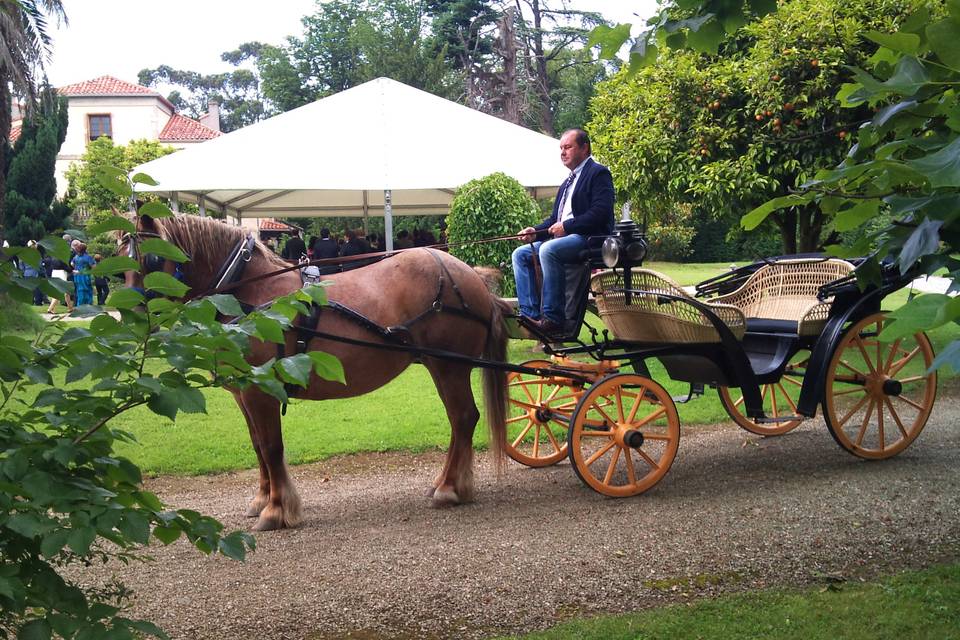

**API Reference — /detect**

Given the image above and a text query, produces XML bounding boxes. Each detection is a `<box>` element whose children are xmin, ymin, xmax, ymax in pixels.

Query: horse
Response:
<box><xmin>120</xmin><ymin>214</ymin><xmax>509</xmax><ymax>531</ymax></box>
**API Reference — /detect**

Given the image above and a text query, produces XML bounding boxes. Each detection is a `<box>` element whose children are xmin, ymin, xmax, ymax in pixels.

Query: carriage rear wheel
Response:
<box><xmin>505</xmin><ymin>360</ymin><xmax>583</xmax><ymax>467</ymax></box>
<box><xmin>717</xmin><ymin>357</ymin><xmax>806</xmax><ymax>436</ymax></box>
<box><xmin>823</xmin><ymin>312</ymin><xmax>937</xmax><ymax>459</ymax></box>
<box><xmin>568</xmin><ymin>373</ymin><xmax>680</xmax><ymax>497</ymax></box>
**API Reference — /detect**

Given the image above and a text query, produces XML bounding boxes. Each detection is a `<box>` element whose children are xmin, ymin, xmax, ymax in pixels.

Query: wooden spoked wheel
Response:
<box><xmin>505</xmin><ymin>360</ymin><xmax>584</xmax><ymax>467</ymax></box>
<box><xmin>823</xmin><ymin>312</ymin><xmax>937</xmax><ymax>459</ymax></box>
<box><xmin>568</xmin><ymin>374</ymin><xmax>680</xmax><ymax>497</ymax></box>
<box><xmin>717</xmin><ymin>357</ymin><xmax>807</xmax><ymax>436</ymax></box>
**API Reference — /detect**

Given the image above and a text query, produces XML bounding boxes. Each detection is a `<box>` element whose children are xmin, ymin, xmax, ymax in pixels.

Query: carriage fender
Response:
<box><xmin>796</xmin><ymin>288</ymin><xmax>883</xmax><ymax>417</ymax></box>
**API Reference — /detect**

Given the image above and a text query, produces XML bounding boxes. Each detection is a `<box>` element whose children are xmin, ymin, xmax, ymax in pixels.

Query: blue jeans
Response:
<box><xmin>511</xmin><ymin>234</ymin><xmax>588</xmax><ymax>324</ymax></box>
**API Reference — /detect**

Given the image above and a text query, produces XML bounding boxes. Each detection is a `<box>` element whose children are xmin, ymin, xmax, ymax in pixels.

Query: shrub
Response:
<box><xmin>446</xmin><ymin>173</ymin><xmax>541</xmax><ymax>296</ymax></box>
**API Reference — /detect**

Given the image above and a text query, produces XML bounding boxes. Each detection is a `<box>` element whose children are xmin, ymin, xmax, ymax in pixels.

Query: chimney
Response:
<box><xmin>201</xmin><ymin>99</ymin><xmax>220</xmax><ymax>132</ymax></box>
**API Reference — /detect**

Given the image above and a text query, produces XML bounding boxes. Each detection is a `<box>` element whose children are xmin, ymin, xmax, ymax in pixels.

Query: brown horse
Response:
<box><xmin>122</xmin><ymin>214</ymin><xmax>508</xmax><ymax>531</ymax></box>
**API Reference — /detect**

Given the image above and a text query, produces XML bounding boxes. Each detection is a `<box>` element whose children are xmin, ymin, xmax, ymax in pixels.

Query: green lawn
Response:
<box><xmin>497</xmin><ymin>563</ymin><xmax>960</xmax><ymax>640</ymax></box>
<box><xmin>19</xmin><ymin>261</ymin><xmax>959</xmax><ymax>476</ymax></box>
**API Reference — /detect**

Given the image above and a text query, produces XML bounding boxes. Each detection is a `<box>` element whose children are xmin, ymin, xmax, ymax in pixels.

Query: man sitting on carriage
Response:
<box><xmin>512</xmin><ymin>128</ymin><xmax>615</xmax><ymax>337</ymax></box>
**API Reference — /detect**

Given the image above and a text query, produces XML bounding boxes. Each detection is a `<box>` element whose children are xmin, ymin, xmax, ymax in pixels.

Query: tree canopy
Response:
<box><xmin>590</xmin><ymin>0</ymin><xmax>918</xmax><ymax>254</ymax></box>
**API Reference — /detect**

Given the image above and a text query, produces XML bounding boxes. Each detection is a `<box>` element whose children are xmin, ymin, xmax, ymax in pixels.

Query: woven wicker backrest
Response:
<box><xmin>724</xmin><ymin>259</ymin><xmax>854</xmax><ymax>321</ymax></box>
<box><xmin>591</xmin><ymin>269</ymin><xmax>745</xmax><ymax>343</ymax></box>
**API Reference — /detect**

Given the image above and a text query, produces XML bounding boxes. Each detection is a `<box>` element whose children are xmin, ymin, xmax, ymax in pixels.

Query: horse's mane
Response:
<box><xmin>154</xmin><ymin>215</ymin><xmax>289</xmax><ymax>273</ymax></box>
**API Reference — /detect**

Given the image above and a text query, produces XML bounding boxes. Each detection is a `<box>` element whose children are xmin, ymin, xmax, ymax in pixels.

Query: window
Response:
<box><xmin>88</xmin><ymin>114</ymin><xmax>112</xmax><ymax>141</ymax></box>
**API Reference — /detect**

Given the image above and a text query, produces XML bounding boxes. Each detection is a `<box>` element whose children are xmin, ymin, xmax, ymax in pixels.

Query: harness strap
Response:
<box><xmin>207</xmin><ymin>234</ymin><xmax>257</xmax><ymax>293</ymax></box>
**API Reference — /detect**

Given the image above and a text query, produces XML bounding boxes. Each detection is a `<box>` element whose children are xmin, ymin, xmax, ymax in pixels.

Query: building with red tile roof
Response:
<box><xmin>18</xmin><ymin>75</ymin><xmax>223</xmax><ymax>196</ymax></box>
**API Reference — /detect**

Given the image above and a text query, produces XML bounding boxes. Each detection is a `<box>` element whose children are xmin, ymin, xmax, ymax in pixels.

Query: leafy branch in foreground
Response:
<box><xmin>1</xmin><ymin>189</ymin><xmax>343</xmax><ymax>637</ymax></box>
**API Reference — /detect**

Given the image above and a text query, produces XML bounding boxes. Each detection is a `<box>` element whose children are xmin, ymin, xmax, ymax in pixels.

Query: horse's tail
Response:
<box><xmin>482</xmin><ymin>296</ymin><xmax>511</xmax><ymax>472</ymax></box>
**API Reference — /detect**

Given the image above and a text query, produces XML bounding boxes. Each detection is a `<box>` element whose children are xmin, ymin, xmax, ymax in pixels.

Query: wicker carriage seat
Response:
<box><xmin>591</xmin><ymin>269</ymin><xmax>746</xmax><ymax>343</ymax></box>
<box><xmin>709</xmin><ymin>258</ymin><xmax>855</xmax><ymax>337</ymax></box>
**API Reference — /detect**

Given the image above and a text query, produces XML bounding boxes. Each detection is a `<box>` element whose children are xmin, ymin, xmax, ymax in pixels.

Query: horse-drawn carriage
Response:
<box><xmin>503</xmin><ymin>218</ymin><xmax>937</xmax><ymax>497</ymax></box>
<box><xmin>120</xmin><ymin>214</ymin><xmax>937</xmax><ymax>529</ymax></box>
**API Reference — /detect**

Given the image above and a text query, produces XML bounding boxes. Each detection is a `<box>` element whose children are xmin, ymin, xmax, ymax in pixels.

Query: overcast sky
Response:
<box><xmin>45</xmin><ymin>0</ymin><xmax>659</xmax><ymax>88</ymax></box>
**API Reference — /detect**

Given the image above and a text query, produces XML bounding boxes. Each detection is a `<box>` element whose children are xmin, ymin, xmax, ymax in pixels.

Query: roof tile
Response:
<box><xmin>158</xmin><ymin>113</ymin><xmax>221</xmax><ymax>142</ymax></box>
<box><xmin>58</xmin><ymin>75</ymin><xmax>159</xmax><ymax>97</ymax></box>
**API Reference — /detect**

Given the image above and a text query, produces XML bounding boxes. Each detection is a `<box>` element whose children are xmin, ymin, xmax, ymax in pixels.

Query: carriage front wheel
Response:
<box><xmin>568</xmin><ymin>373</ymin><xmax>680</xmax><ymax>497</ymax></box>
<box><xmin>505</xmin><ymin>360</ymin><xmax>583</xmax><ymax>467</ymax></box>
<box><xmin>823</xmin><ymin>312</ymin><xmax>937</xmax><ymax>459</ymax></box>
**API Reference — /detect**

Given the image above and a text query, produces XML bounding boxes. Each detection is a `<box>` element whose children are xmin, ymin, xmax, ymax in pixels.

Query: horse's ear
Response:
<box><xmin>137</xmin><ymin>213</ymin><xmax>161</xmax><ymax>235</ymax></box>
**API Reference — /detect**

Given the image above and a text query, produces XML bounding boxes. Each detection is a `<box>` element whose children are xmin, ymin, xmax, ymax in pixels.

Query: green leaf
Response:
<box><xmin>930</xmin><ymin>339</ymin><xmax>960</xmax><ymax>373</ymax></box>
<box><xmin>67</xmin><ymin>526</ymin><xmax>96</xmax><ymax>555</ymax></box>
<box><xmin>899</xmin><ymin>219</ymin><xmax>943</xmax><ymax>273</ymax></box>
<box><xmin>6</xmin><ymin>513</ymin><xmax>56</xmax><ymax>538</ymax></box>
<box><xmin>138</xmin><ymin>201</ymin><xmax>172</xmax><ymax>219</ymax></box>
<box><xmin>106</xmin><ymin>288</ymin><xmax>145</xmax><ymax>310</ymax></box>
<box><xmin>96</xmin><ymin>166</ymin><xmax>132</xmax><ymax>198</ymax></box>
<box><xmin>864</xmin><ymin>30</ymin><xmax>920</xmax><ymax>55</ymax></box>
<box><xmin>147</xmin><ymin>391</ymin><xmax>179</xmax><ymax>421</ymax></box>
<box><xmin>883</xmin><ymin>294</ymin><xmax>954</xmax><ymax>338</ymax></box>
<box><xmin>131</xmin><ymin>172</ymin><xmax>159</xmax><ymax>186</ymax></box>
<box><xmin>217</xmin><ymin>532</ymin><xmax>249</xmax><ymax>561</ymax></box>
<box><xmin>253</xmin><ymin>316</ymin><xmax>285</xmax><ymax>344</ymax></box>
<box><xmin>747</xmin><ymin>0</ymin><xmax>777</xmax><ymax>16</ymax></box>
<box><xmin>309</xmin><ymin>351</ymin><xmax>345</xmax><ymax>384</ymax></box>
<box><xmin>685</xmin><ymin>18</ymin><xmax>724</xmax><ymax>55</ymax></box>
<box><xmin>907</xmin><ymin>136</ymin><xmax>960</xmax><ymax>187</ymax></box>
<box><xmin>18</xmin><ymin>619</ymin><xmax>52</xmax><ymax>640</ymax></box>
<box><xmin>143</xmin><ymin>272</ymin><xmax>190</xmax><ymax>297</ymax></box>
<box><xmin>588</xmin><ymin>23</ymin><xmax>632</xmax><ymax>59</ymax></box>
<box><xmin>834</xmin><ymin>200</ymin><xmax>881</xmax><ymax>232</ymax></box>
<box><xmin>927</xmin><ymin>19</ymin><xmax>960</xmax><ymax>70</ymax></box>
<box><xmin>86</xmin><ymin>215</ymin><xmax>136</xmax><ymax>236</ymax></box>
<box><xmin>139</xmin><ymin>238</ymin><xmax>189</xmax><ymax>263</ymax></box>
<box><xmin>93</xmin><ymin>256</ymin><xmax>139</xmax><ymax>276</ymax></box>
<box><xmin>153</xmin><ymin>525</ymin><xmax>182</xmax><ymax>545</ymax></box>
<box><xmin>40</xmin><ymin>529</ymin><xmax>71</xmax><ymax>558</ymax></box>
<box><xmin>207</xmin><ymin>295</ymin><xmax>244</xmax><ymax>317</ymax></box>
<box><xmin>173</xmin><ymin>386</ymin><xmax>206</xmax><ymax>414</ymax></box>
<box><xmin>741</xmin><ymin>194</ymin><xmax>811</xmax><ymax>230</ymax></box>
<box><xmin>276</xmin><ymin>353</ymin><xmax>313</xmax><ymax>386</ymax></box>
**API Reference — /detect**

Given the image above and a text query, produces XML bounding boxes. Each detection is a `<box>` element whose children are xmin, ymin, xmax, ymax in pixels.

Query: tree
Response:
<box><xmin>590</xmin><ymin>0</ymin><xmax>906</xmax><ymax>254</ymax></box>
<box><xmin>1</xmin><ymin>183</ymin><xmax>343</xmax><ymax>636</ymax></box>
<box><xmin>0</xmin><ymin>0</ymin><xmax>67</xmax><ymax>244</ymax></box>
<box><xmin>446</xmin><ymin>172</ymin><xmax>542</xmax><ymax>295</ymax></box>
<box><xmin>64</xmin><ymin>138</ymin><xmax>175</xmax><ymax>214</ymax></box>
<box><xmin>137</xmin><ymin>64</ymin><xmax>265</xmax><ymax>133</ymax></box>
<box><xmin>5</xmin><ymin>88</ymin><xmax>70</xmax><ymax>246</ymax></box>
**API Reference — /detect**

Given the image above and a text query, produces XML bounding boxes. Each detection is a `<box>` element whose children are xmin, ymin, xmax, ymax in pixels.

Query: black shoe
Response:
<box><xmin>533</xmin><ymin>317</ymin><xmax>566</xmax><ymax>339</ymax></box>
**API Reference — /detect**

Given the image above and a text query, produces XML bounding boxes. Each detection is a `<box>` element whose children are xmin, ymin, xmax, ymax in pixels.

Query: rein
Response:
<box><xmin>191</xmin><ymin>231</ymin><xmax>524</xmax><ymax>298</ymax></box>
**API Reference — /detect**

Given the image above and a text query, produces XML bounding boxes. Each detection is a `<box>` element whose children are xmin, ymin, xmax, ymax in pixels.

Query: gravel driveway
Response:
<box><xmin>72</xmin><ymin>402</ymin><xmax>960</xmax><ymax>639</ymax></box>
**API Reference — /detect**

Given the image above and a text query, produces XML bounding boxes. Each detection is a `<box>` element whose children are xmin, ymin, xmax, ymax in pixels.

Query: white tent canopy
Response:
<box><xmin>133</xmin><ymin>77</ymin><xmax>567</xmax><ymax>249</ymax></box>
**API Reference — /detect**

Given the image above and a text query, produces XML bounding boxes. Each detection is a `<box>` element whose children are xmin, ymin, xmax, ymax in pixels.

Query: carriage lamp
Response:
<box><xmin>601</xmin><ymin>218</ymin><xmax>648</xmax><ymax>268</ymax></box>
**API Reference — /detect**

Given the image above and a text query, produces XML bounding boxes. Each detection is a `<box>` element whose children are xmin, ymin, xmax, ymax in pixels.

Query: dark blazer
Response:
<box><xmin>313</xmin><ymin>237</ymin><xmax>340</xmax><ymax>259</ymax></box>
<box><xmin>535</xmin><ymin>157</ymin><xmax>615</xmax><ymax>237</ymax></box>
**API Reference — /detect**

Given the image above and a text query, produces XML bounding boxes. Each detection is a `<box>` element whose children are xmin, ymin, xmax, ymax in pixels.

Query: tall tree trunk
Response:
<box><xmin>525</xmin><ymin>0</ymin><xmax>554</xmax><ymax>134</ymax></box>
<box><xmin>774</xmin><ymin>209</ymin><xmax>798</xmax><ymax>255</ymax></box>
<box><xmin>0</xmin><ymin>78</ymin><xmax>9</xmax><ymax>247</ymax></box>
<box><xmin>798</xmin><ymin>204</ymin><xmax>823</xmax><ymax>252</ymax></box>
<box><xmin>498</xmin><ymin>7</ymin><xmax>519</xmax><ymax>124</ymax></box>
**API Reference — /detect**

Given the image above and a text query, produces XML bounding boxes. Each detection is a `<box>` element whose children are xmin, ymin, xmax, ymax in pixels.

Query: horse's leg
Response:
<box><xmin>424</xmin><ymin>362</ymin><xmax>480</xmax><ymax>506</ymax></box>
<box><xmin>238</xmin><ymin>387</ymin><xmax>303</xmax><ymax>530</ymax></box>
<box><xmin>233</xmin><ymin>391</ymin><xmax>270</xmax><ymax>518</ymax></box>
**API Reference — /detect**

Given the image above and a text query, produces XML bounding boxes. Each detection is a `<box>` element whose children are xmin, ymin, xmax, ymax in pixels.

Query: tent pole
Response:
<box><xmin>362</xmin><ymin>190</ymin><xmax>369</xmax><ymax>235</ymax></box>
<box><xmin>198</xmin><ymin>194</ymin><xmax>207</xmax><ymax>217</ymax></box>
<box><xmin>384</xmin><ymin>189</ymin><xmax>394</xmax><ymax>252</ymax></box>
<box><xmin>170</xmin><ymin>191</ymin><xmax>180</xmax><ymax>213</ymax></box>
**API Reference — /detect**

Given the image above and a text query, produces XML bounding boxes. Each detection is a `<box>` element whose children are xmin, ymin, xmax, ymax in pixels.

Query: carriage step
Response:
<box><xmin>672</xmin><ymin>383</ymin><xmax>705</xmax><ymax>404</ymax></box>
<box><xmin>754</xmin><ymin>415</ymin><xmax>804</xmax><ymax>424</ymax></box>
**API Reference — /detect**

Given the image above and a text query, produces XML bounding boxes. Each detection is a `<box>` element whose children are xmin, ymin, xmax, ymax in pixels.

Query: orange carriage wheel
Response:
<box><xmin>823</xmin><ymin>312</ymin><xmax>937</xmax><ymax>459</ymax></box>
<box><xmin>717</xmin><ymin>357</ymin><xmax>807</xmax><ymax>436</ymax></box>
<box><xmin>505</xmin><ymin>360</ymin><xmax>583</xmax><ymax>467</ymax></box>
<box><xmin>568</xmin><ymin>374</ymin><xmax>680</xmax><ymax>497</ymax></box>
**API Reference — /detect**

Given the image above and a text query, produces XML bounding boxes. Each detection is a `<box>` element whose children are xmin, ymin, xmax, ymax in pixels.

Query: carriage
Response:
<box><xmin>502</xmin><ymin>218</ymin><xmax>937</xmax><ymax>497</ymax></box>
<box><xmin>120</xmin><ymin>213</ymin><xmax>938</xmax><ymax>529</ymax></box>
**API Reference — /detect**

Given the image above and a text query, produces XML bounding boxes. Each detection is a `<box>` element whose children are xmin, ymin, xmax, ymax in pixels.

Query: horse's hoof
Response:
<box><xmin>425</xmin><ymin>486</ymin><xmax>437</xmax><ymax>498</ymax></box>
<box><xmin>245</xmin><ymin>504</ymin><xmax>263</xmax><ymax>518</ymax></box>
<box><xmin>431</xmin><ymin>487</ymin><xmax>460</xmax><ymax>507</ymax></box>
<box><xmin>252</xmin><ymin>516</ymin><xmax>282</xmax><ymax>531</ymax></box>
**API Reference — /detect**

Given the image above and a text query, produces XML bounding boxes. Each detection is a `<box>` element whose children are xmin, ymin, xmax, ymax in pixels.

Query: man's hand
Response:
<box><xmin>518</xmin><ymin>226</ymin><xmax>537</xmax><ymax>243</ymax></box>
<box><xmin>548</xmin><ymin>221</ymin><xmax>566</xmax><ymax>238</ymax></box>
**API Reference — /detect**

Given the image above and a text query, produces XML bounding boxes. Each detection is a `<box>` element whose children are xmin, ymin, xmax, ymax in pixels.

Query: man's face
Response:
<box><xmin>559</xmin><ymin>132</ymin><xmax>589</xmax><ymax>170</ymax></box>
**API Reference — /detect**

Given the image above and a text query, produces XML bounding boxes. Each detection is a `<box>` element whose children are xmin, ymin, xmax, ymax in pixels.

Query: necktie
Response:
<box><xmin>559</xmin><ymin>171</ymin><xmax>576</xmax><ymax>210</ymax></box>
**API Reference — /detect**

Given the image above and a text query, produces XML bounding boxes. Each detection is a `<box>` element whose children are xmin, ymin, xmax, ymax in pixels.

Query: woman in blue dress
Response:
<box><xmin>71</xmin><ymin>241</ymin><xmax>96</xmax><ymax>306</ymax></box>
